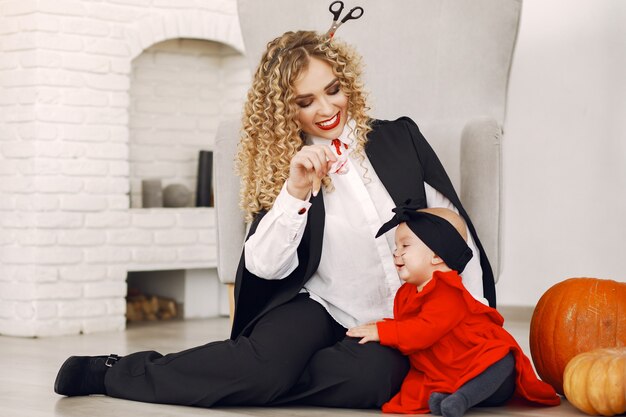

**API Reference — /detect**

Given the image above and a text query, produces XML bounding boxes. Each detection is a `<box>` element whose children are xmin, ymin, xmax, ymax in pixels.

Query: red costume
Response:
<box><xmin>376</xmin><ymin>270</ymin><xmax>560</xmax><ymax>414</ymax></box>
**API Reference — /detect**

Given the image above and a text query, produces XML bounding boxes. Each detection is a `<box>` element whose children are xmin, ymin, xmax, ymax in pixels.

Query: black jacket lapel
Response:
<box><xmin>366</xmin><ymin>120</ymin><xmax>427</xmax><ymax>207</ymax></box>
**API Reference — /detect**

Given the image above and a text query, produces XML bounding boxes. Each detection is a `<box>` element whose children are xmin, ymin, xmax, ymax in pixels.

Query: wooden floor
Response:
<box><xmin>0</xmin><ymin>315</ymin><xmax>581</xmax><ymax>417</ymax></box>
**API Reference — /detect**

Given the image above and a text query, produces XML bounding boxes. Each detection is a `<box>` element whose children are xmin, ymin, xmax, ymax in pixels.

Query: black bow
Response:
<box><xmin>375</xmin><ymin>199</ymin><xmax>474</xmax><ymax>273</ymax></box>
<box><xmin>375</xmin><ymin>199</ymin><xmax>423</xmax><ymax>238</ymax></box>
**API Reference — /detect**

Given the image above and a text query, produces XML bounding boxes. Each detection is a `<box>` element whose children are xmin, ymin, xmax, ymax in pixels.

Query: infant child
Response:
<box><xmin>347</xmin><ymin>204</ymin><xmax>560</xmax><ymax>415</ymax></box>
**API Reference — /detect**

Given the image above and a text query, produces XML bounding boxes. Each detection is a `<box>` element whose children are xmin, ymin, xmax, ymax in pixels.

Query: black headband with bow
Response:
<box><xmin>376</xmin><ymin>200</ymin><xmax>474</xmax><ymax>273</ymax></box>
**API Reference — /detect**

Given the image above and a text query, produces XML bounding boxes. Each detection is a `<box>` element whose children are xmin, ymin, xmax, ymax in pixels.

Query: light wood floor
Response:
<box><xmin>0</xmin><ymin>315</ymin><xmax>581</xmax><ymax>417</ymax></box>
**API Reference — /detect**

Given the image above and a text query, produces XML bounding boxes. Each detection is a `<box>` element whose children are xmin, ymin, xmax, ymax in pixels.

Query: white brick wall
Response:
<box><xmin>0</xmin><ymin>0</ymin><xmax>248</xmax><ymax>337</ymax></box>
<box><xmin>128</xmin><ymin>38</ymin><xmax>248</xmax><ymax>208</ymax></box>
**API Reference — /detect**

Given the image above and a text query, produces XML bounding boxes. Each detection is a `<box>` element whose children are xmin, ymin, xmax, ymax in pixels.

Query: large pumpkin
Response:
<box><xmin>529</xmin><ymin>277</ymin><xmax>626</xmax><ymax>395</ymax></box>
<box><xmin>563</xmin><ymin>347</ymin><xmax>626</xmax><ymax>416</ymax></box>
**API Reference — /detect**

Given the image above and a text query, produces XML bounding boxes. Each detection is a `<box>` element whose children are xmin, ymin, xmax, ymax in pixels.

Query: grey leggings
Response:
<box><xmin>430</xmin><ymin>352</ymin><xmax>516</xmax><ymax>416</ymax></box>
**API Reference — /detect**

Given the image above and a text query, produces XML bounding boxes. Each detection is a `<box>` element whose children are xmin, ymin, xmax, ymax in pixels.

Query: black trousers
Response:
<box><xmin>104</xmin><ymin>294</ymin><xmax>410</xmax><ymax>408</ymax></box>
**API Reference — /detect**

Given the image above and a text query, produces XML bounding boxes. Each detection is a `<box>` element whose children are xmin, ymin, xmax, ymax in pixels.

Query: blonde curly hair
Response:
<box><xmin>236</xmin><ymin>30</ymin><xmax>372</xmax><ymax>222</ymax></box>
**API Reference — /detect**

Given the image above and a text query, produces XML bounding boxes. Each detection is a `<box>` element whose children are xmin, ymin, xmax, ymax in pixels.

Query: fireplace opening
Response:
<box><xmin>126</xmin><ymin>268</ymin><xmax>229</xmax><ymax>324</ymax></box>
<box><xmin>128</xmin><ymin>38</ymin><xmax>249</xmax><ymax>209</ymax></box>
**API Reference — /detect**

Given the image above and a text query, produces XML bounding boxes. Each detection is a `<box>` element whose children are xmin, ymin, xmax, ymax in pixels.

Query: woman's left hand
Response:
<box><xmin>347</xmin><ymin>323</ymin><xmax>380</xmax><ymax>344</ymax></box>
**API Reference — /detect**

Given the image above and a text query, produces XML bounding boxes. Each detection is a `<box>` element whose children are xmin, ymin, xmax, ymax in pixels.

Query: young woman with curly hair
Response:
<box><xmin>54</xmin><ymin>30</ymin><xmax>496</xmax><ymax>410</ymax></box>
<box><xmin>237</xmin><ymin>30</ymin><xmax>371</xmax><ymax>219</ymax></box>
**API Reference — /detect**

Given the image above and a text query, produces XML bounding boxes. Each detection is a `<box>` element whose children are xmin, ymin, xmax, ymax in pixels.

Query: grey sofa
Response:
<box><xmin>215</xmin><ymin>0</ymin><xmax>523</xmax><ymax>297</ymax></box>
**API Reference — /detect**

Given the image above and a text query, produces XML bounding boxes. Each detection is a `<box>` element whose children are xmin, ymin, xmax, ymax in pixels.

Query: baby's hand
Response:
<box><xmin>346</xmin><ymin>323</ymin><xmax>380</xmax><ymax>344</ymax></box>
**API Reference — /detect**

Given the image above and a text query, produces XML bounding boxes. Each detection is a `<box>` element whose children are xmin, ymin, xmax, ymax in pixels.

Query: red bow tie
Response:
<box><xmin>332</xmin><ymin>138</ymin><xmax>348</xmax><ymax>155</ymax></box>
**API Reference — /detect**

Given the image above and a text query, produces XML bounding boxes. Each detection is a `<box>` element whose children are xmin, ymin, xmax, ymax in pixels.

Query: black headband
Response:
<box><xmin>376</xmin><ymin>200</ymin><xmax>473</xmax><ymax>273</ymax></box>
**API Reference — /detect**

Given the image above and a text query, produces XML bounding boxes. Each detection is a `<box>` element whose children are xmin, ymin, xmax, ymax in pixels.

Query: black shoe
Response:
<box><xmin>54</xmin><ymin>354</ymin><xmax>120</xmax><ymax>396</ymax></box>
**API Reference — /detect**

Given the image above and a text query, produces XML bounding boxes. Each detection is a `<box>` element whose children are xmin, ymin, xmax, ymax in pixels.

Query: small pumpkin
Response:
<box><xmin>529</xmin><ymin>277</ymin><xmax>626</xmax><ymax>395</ymax></box>
<box><xmin>563</xmin><ymin>347</ymin><xmax>626</xmax><ymax>416</ymax></box>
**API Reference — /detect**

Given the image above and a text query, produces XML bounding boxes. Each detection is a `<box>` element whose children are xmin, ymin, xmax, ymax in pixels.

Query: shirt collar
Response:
<box><xmin>306</xmin><ymin>118</ymin><xmax>356</xmax><ymax>147</ymax></box>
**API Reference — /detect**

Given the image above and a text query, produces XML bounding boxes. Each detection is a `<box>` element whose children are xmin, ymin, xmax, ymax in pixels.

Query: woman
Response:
<box><xmin>54</xmin><ymin>30</ymin><xmax>495</xmax><ymax>409</ymax></box>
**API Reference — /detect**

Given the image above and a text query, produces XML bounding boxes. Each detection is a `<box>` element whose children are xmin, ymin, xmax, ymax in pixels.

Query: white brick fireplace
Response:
<box><xmin>0</xmin><ymin>0</ymin><xmax>250</xmax><ymax>337</ymax></box>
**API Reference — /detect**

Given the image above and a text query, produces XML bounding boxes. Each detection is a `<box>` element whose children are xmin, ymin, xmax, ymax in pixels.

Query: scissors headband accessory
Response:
<box><xmin>376</xmin><ymin>199</ymin><xmax>474</xmax><ymax>273</ymax></box>
<box><xmin>326</xmin><ymin>1</ymin><xmax>364</xmax><ymax>38</ymax></box>
<box><xmin>263</xmin><ymin>2</ymin><xmax>364</xmax><ymax>75</ymax></box>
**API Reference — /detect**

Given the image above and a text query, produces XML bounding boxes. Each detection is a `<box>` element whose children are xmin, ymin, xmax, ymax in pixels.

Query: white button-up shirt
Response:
<box><xmin>244</xmin><ymin>121</ymin><xmax>485</xmax><ymax>329</ymax></box>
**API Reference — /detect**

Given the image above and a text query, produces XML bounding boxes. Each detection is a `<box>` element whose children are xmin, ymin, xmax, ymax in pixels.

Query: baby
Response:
<box><xmin>347</xmin><ymin>204</ymin><xmax>560</xmax><ymax>415</ymax></box>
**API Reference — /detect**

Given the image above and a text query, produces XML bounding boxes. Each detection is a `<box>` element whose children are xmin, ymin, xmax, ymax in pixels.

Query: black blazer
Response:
<box><xmin>230</xmin><ymin>117</ymin><xmax>496</xmax><ymax>339</ymax></box>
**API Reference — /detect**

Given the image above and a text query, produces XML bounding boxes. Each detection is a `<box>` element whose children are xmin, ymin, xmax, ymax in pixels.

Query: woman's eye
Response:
<box><xmin>328</xmin><ymin>85</ymin><xmax>340</xmax><ymax>95</ymax></box>
<box><xmin>297</xmin><ymin>101</ymin><xmax>312</xmax><ymax>108</ymax></box>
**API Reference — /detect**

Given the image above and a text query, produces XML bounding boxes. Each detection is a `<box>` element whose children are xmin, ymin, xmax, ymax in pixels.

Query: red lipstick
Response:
<box><xmin>315</xmin><ymin>112</ymin><xmax>341</xmax><ymax>131</ymax></box>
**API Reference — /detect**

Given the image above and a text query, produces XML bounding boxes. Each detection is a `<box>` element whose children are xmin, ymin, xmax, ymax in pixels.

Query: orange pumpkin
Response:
<box><xmin>529</xmin><ymin>277</ymin><xmax>626</xmax><ymax>395</ymax></box>
<box><xmin>563</xmin><ymin>347</ymin><xmax>626</xmax><ymax>416</ymax></box>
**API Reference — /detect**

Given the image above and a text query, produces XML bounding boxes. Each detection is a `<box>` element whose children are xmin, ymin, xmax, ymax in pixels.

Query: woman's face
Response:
<box><xmin>293</xmin><ymin>57</ymin><xmax>349</xmax><ymax>139</ymax></box>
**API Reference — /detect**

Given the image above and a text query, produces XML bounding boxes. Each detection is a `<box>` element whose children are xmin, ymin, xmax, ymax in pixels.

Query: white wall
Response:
<box><xmin>497</xmin><ymin>0</ymin><xmax>626</xmax><ymax>306</ymax></box>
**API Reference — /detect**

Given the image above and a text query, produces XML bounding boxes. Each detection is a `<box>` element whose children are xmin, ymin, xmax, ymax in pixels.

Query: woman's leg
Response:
<box><xmin>61</xmin><ymin>294</ymin><xmax>339</xmax><ymax>407</ymax></box>
<box><xmin>273</xmin><ymin>335</ymin><xmax>410</xmax><ymax>408</ymax></box>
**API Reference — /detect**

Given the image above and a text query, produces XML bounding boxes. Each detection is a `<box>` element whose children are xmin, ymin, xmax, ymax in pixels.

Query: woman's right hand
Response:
<box><xmin>286</xmin><ymin>144</ymin><xmax>337</xmax><ymax>200</ymax></box>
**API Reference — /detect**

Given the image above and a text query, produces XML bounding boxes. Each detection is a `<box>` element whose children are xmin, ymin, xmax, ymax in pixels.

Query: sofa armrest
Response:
<box><xmin>214</xmin><ymin>119</ymin><xmax>247</xmax><ymax>284</ymax></box>
<box><xmin>460</xmin><ymin>117</ymin><xmax>502</xmax><ymax>281</ymax></box>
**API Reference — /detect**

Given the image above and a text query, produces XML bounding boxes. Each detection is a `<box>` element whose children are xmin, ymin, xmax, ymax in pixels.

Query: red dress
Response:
<box><xmin>376</xmin><ymin>270</ymin><xmax>560</xmax><ymax>414</ymax></box>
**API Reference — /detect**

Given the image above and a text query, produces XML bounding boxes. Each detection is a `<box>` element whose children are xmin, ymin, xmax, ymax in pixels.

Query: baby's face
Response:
<box><xmin>393</xmin><ymin>223</ymin><xmax>435</xmax><ymax>287</ymax></box>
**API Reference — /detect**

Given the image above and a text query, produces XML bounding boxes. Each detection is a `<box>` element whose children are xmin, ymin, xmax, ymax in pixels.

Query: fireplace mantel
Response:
<box><xmin>0</xmin><ymin>0</ymin><xmax>247</xmax><ymax>337</ymax></box>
